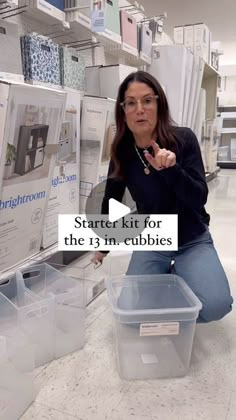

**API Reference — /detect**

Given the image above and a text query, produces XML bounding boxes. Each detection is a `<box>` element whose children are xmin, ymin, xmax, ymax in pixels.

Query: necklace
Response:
<box><xmin>134</xmin><ymin>144</ymin><xmax>151</xmax><ymax>175</ymax></box>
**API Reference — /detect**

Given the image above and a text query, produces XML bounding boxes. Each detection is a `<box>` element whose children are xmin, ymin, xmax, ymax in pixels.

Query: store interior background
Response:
<box><xmin>0</xmin><ymin>0</ymin><xmax>236</xmax><ymax>419</ymax></box>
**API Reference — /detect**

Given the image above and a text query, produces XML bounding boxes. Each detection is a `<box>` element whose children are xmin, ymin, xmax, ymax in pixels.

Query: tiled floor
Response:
<box><xmin>21</xmin><ymin>169</ymin><xmax>236</xmax><ymax>420</ymax></box>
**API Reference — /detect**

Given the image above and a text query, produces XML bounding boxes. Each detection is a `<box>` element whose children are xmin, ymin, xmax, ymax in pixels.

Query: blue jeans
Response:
<box><xmin>127</xmin><ymin>229</ymin><xmax>233</xmax><ymax>323</ymax></box>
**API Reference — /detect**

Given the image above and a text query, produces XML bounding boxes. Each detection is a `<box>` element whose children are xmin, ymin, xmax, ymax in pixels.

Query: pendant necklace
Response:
<box><xmin>134</xmin><ymin>144</ymin><xmax>151</xmax><ymax>175</ymax></box>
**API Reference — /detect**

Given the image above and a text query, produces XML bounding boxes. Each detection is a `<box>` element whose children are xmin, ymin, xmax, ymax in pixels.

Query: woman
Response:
<box><xmin>92</xmin><ymin>70</ymin><xmax>233</xmax><ymax>323</ymax></box>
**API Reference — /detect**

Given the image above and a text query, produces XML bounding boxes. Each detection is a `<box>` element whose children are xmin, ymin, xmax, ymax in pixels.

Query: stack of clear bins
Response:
<box><xmin>20</xmin><ymin>263</ymin><xmax>85</xmax><ymax>361</ymax></box>
<box><xmin>0</xmin><ymin>293</ymin><xmax>36</xmax><ymax>420</ymax></box>
<box><xmin>0</xmin><ymin>269</ymin><xmax>54</xmax><ymax>368</ymax></box>
<box><xmin>0</xmin><ymin>262</ymin><xmax>85</xmax><ymax>367</ymax></box>
<box><xmin>106</xmin><ymin>274</ymin><xmax>202</xmax><ymax>380</ymax></box>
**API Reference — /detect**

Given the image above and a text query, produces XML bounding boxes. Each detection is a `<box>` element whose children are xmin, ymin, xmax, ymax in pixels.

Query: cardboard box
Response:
<box><xmin>120</xmin><ymin>10</ymin><xmax>138</xmax><ymax>50</ymax></box>
<box><xmin>80</xmin><ymin>95</ymin><xmax>116</xmax><ymax>213</ymax></box>
<box><xmin>174</xmin><ymin>26</ymin><xmax>184</xmax><ymax>45</ymax></box>
<box><xmin>194</xmin><ymin>88</ymin><xmax>207</xmax><ymax>170</ymax></box>
<box><xmin>184</xmin><ymin>25</ymin><xmax>194</xmax><ymax>53</ymax></box>
<box><xmin>0</xmin><ymin>81</ymin><xmax>66</xmax><ymax>271</ymax></box>
<box><xmin>0</xmin><ymin>21</ymin><xmax>23</xmax><ymax>81</ymax></box>
<box><xmin>42</xmin><ymin>89</ymin><xmax>80</xmax><ymax>249</ymax></box>
<box><xmin>149</xmin><ymin>45</ymin><xmax>187</xmax><ymax>125</ymax></box>
<box><xmin>205</xmin><ymin>118</ymin><xmax>221</xmax><ymax>172</ymax></box>
<box><xmin>85</xmin><ymin>65</ymin><xmax>102</xmax><ymax>96</ymax></box>
<box><xmin>99</xmin><ymin>64</ymin><xmax>137</xmax><ymax>100</ymax></box>
<box><xmin>182</xmin><ymin>50</ymin><xmax>194</xmax><ymax>127</ymax></box>
<box><xmin>138</xmin><ymin>24</ymin><xmax>152</xmax><ymax>62</ymax></box>
<box><xmin>231</xmin><ymin>138</ymin><xmax>236</xmax><ymax>160</ymax></box>
<box><xmin>194</xmin><ymin>23</ymin><xmax>211</xmax><ymax>64</ymax></box>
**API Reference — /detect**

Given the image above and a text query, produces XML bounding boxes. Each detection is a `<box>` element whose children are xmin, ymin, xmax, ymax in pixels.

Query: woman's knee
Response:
<box><xmin>200</xmin><ymin>295</ymin><xmax>233</xmax><ymax>322</ymax></box>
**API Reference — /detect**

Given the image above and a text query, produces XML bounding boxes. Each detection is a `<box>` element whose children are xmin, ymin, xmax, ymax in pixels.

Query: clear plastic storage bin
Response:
<box><xmin>20</xmin><ymin>263</ymin><xmax>85</xmax><ymax>359</ymax></box>
<box><xmin>106</xmin><ymin>274</ymin><xmax>202</xmax><ymax>380</ymax></box>
<box><xmin>0</xmin><ymin>294</ymin><xmax>36</xmax><ymax>420</ymax></box>
<box><xmin>0</xmin><ymin>273</ymin><xmax>54</xmax><ymax>368</ymax></box>
<box><xmin>0</xmin><ymin>336</ymin><xmax>35</xmax><ymax>420</ymax></box>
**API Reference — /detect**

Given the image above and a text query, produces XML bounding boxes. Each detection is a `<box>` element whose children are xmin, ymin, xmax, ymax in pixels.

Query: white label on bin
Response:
<box><xmin>141</xmin><ymin>353</ymin><xmax>159</xmax><ymax>364</ymax></box>
<box><xmin>140</xmin><ymin>322</ymin><xmax>179</xmax><ymax>337</ymax></box>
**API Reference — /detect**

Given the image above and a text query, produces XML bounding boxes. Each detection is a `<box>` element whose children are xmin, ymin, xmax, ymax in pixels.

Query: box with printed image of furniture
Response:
<box><xmin>21</xmin><ymin>34</ymin><xmax>61</xmax><ymax>85</ymax></box>
<box><xmin>0</xmin><ymin>21</ymin><xmax>23</xmax><ymax>82</ymax></box>
<box><xmin>58</xmin><ymin>121</ymin><xmax>72</xmax><ymax>160</ymax></box>
<box><xmin>120</xmin><ymin>10</ymin><xmax>138</xmax><ymax>55</ymax></box>
<box><xmin>60</xmin><ymin>47</ymin><xmax>86</xmax><ymax>91</ymax></box>
<box><xmin>15</xmin><ymin>125</ymin><xmax>49</xmax><ymax>176</ymax></box>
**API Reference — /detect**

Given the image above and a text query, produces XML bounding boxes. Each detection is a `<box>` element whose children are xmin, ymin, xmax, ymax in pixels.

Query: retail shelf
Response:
<box><xmin>19</xmin><ymin>0</ymin><xmax>66</xmax><ymax>25</ymax></box>
<box><xmin>104</xmin><ymin>42</ymin><xmax>151</xmax><ymax>66</ymax></box>
<box><xmin>217</xmin><ymin>161</ymin><xmax>236</xmax><ymax>169</ymax></box>
<box><xmin>203</xmin><ymin>62</ymin><xmax>221</xmax><ymax>79</ymax></box>
<box><xmin>205</xmin><ymin>167</ymin><xmax>220</xmax><ymax>182</ymax></box>
<box><xmin>65</xmin><ymin>11</ymin><xmax>93</xmax><ymax>40</ymax></box>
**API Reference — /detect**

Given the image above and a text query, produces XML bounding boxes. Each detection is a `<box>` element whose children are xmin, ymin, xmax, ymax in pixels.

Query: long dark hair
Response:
<box><xmin>111</xmin><ymin>71</ymin><xmax>177</xmax><ymax>178</ymax></box>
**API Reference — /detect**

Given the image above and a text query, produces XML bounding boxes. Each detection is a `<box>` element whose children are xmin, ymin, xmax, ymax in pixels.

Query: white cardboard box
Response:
<box><xmin>174</xmin><ymin>26</ymin><xmax>184</xmax><ymax>45</ymax></box>
<box><xmin>80</xmin><ymin>95</ymin><xmax>116</xmax><ymax>213</ymax></box>
<box><xmin>194</xmin><ymin>23</ymin><xmax>211</xmax><ymax>63</ymax></box>
<box><xmin>194</xmin><ymin>88</ymin><xmax>207</xmax><ymax>170</ymax></box>
<box><xmin>99</xmin><ymin>64</ymin><xmax>137</xmax><ymax>100</ymax></box>
<box><xmin>231</xmin><ymin>138</ymin><xmax>236</xmax><ymax>160</ymax></box>
<box><xmin>0</xmin><ymin>81</ymin><xmax>66</xmax><ymax>272</ymax></box>
<box><xmin>85</xmin><ymin>66</ymin><xmax>102</xmax><ymax>96</ymax></box>
<box><xmin>182</xmin><ymin>50</ymin><xmax>194</xmax><ymax>127</ymax></box>
<box><xmin>149</xmin><ymin>45</ymin><xmax>187</xmax><ymax>125</ymax></box>
<box><xmin>184</xmin><ymin>25</ymin><xmax>194</xmax><ymax>53</ymax></box>
<box><xmin>42</xmin><ymin>89</ymin><xmax>80</xmax><ymax>249</ymax></box>
<box><xmin>205</xmin><ymin>118</ymin><xmax>221</xmax><ymax>173</ymax></box>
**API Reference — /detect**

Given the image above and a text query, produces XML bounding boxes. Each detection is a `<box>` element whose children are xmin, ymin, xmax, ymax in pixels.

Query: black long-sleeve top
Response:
<box><xmin>101</xmin><ymin>127</ymin><xmax>210</xmax><ymax>246</ymax></box>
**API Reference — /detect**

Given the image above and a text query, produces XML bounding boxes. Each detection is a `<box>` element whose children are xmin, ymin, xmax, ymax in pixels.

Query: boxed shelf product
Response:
<box><xmin>218</xmin><ymin>145</ymin><xmax>230</xmax><ymax>161</ymax></box>
<box><xmin>99</xmin><ymin>64</ymin><xmax>137</xmax><ymax>100</ymax></box>
<box><xmin>120</xmin><ymin>10</ymin><xmax>138</xmax><ymax>53</ymax></box>
<box><xmin>138</xmin><ymin>24</ymin><xmax>152</xmax><ymax>62</ymax></box>
<box><xmin>85</xmin><ymin>65</ymin><xmax>102</xmax><ymax>96</ymax></box>
<box><xmin>0</xmin><ymin>81</ymin><xmax>66</xmax><ymax>272</ymax></box>
<box><xmin>194</xmin><ymin>88</ymin><xmax>207</xmax><ymax>170</ymax></box>
<box><xmin>0</xmin><ymin>20</ymin><xmax>23</xmax><ymax>83</ymax></box>
<box><xmin>193</xmin><ymin>23</ymin><xmax>211</xmax><ymax>64</ymax></box>
<box><xmin>174</xmin><ymin>26</ymin><xmax>184</xmax><ymax>45</ymax></box>
<box><xmin>46</xmin><ymin>0</ymin><xmax>65</xmax><ymax>10</ymax></box>
<box><xmin>80</xmin><ymin>95</ymin><xmax>116</xmax><ymax>213</ymax></box>
<box><xmin>106</xmin><ymin>274</ymin><xmax>202</xmax><ymax>380</ymax></box>
<box><xmin>60</xmin><ymin>47</ymin><xmax>86</xmax><ymax>91</ymax></box>
<box><xmin>184</xmin><ymin>25</ymin><xmax>194</xmax><ymax>53</ymax></box>
<box><xmin>21</xmin><ymin>33</ymin><xmax>61</xmax><ymax>86</ymax></box>
<box><xmin>42</xmin><ymin>89</ymin><xmax>80</xmax><ymax>249</ymax></box>
<box><xmin>205</xmin><ymin>118</ymin><xmax>221</xmax><ymax>173</ymax></box>
<box><xmin>149</xmin><ymin>45</ymin><xmax>188</xmax><ymax>125</ymax></box>
<box><xmin>231</xmin><ymin>138</ymin><xmax>236</xmax><ymax>160</ymax></box>
<box><xmin>104</xmin><ymin>0</ymin><xmax>120</xmax><ymax>35</ymax></box>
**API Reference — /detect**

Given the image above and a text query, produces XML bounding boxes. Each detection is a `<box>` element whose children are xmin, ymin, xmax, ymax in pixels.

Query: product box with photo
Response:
<box><xmin>42</xmin><ymin>89</ymin><xmax>80</xmax><ymax>249</ymax></box>
<box><xmin>0</xmin><ymin>80</ymin><xmax>66</xmax><ymax>271</ymax></box>
<box><xmin>80</xmin><ymin>95</ymin><xmax>116</xmax><ymax>213</ymax></box>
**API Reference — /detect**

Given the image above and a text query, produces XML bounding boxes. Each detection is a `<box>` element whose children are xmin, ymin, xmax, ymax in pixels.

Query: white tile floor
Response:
<box><xmin>21</xmin><ymin>169</ymin><xmax>236</xmax><ymax>420</ymax></box>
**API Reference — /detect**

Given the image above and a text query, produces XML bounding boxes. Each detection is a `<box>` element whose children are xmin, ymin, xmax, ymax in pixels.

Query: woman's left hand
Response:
<box><xmin>144</xmin><ymin>140</ymin><xmax>176</xmax><ymax>171</ymax></box>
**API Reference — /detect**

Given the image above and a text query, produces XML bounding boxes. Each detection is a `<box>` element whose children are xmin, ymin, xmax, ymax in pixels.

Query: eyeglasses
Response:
<box><xmin>120</xmin><ymin>95</ymin><xmax>158</xmax><ymax>114</ymax></box>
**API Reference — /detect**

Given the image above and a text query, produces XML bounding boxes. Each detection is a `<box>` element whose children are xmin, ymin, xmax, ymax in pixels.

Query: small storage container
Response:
<box><xmin>0</xmin><ymin>274</ymin><xmax>54</xmax><ymax>368</ymax></box>
<box><xmin>106</xmin><ymin>274</ymin><xmax>202</xmax><ymax>380</ymax></box>
<box><xmin>217</xmin><ymin>145</ymin><xmax>230</xmax><ymax>161</ymax></box>
<box><xmin>20</xmin><ymin>263</ymin><xmax>85</xmax><ymax>359</ymax></box>
<box><xmin>0</xmin><ymin>294</ymin><xmax>36</xmax><ymax>420</ymax></box>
